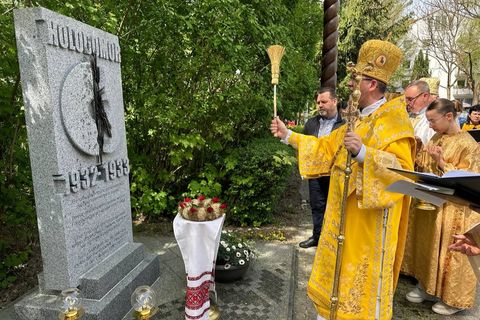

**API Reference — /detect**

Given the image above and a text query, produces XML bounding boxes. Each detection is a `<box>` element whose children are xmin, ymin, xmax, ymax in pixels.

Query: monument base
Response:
<box><xmin>14</xmin><ymin>243</ymin><xmax>160</xmax><ymax>320</ymax></box>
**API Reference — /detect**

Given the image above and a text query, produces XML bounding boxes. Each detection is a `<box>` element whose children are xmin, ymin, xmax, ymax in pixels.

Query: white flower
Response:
<box><xmin>239</xmin><ymin>259</ymin><xmax>245</xmax><ymax>265</ymax></box>
<box><xmin>222</xmin><ymin>230</ymin><xmax>227</xmax><ymax>234</ymax></box>
<box><xmin>224</xmin><ymin>256</ymin><xmax>230</xmax><ymax>261</ymax></box>
<box><xmin>244</xmin><ymin>250</ymin><xmax>249</xmax><ymax>256</ymax></box>
<box><xmin>238</xmin><ymin>243</ymin><xmax>243</xmax><ymax>248</ymax></box>
<box><xmin>221</xmin><ymin>241</ymin><xmax>226</xmax><ymax>246</ymax></box>
<box><xmin>224</xmin><ymin>263</ymin><xmax>231</xmax><ymax>269</ymax></box>
<box><xmin>226</xmin><ymin>248</ymin><xmax>231</xmax><ymax>252</ymax></box>
<box><xmin>246</xmin><ymin>256</ymin><xmax>249</xmax><ymax>261</ymax></box>
<box><xmin>236</xmin><ymin>252</ymin><xmax>241</xmax><ymax>258</ymax></box>
<box><xmin>232</xmin><ymin>246</ymin><xmax>236</xmax><ymax>250</ymax></box>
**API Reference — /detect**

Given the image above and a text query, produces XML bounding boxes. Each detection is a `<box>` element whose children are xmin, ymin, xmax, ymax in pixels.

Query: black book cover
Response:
<box><xmin>388</xmin><ymin>167</ymin><xmax>480</xmax><ymax>207</ymax></box>
<box><xmin>467</xmin><ymin>130</ymin><xmax>480</xmax><ymax>142</ymax></box>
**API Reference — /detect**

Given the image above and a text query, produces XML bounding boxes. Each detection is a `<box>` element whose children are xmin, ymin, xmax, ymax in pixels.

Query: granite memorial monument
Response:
<box><xmin>13</xmin><ymin>7</ymin><xmax>160</xmax><ymax>320</ymax></box>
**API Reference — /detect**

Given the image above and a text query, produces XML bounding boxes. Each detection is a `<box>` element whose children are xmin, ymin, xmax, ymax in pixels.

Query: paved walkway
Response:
<box><xmin>133</xmin><ymin>236</ymin><xmax>295</xmax><ymax>319</ymax></box>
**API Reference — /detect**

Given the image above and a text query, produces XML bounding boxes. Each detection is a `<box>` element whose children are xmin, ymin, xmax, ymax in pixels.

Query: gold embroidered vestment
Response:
<box><xmin>289</xmin><ymin>97</ymin><xmax>415</xmax><ymax>319</ymax></box>
<box><xmin>402</xmin><ymin>131</ymin><xmax>480</xmax><ymax>309</ymax></box>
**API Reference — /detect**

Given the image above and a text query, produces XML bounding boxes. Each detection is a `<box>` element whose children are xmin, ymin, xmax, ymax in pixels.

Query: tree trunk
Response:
<box><xmin>473</xmin><ymin>81</ymin><xmax>479</xmax><ymax>105</ymax></box>
<box><xmin>446</xmin><ymin>72</ymin><xmax>452</xmax><ymax>99</ymax></box>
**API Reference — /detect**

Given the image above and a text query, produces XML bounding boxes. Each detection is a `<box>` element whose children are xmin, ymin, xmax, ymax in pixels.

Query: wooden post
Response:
<box><xmin>321</xmin><ymin>0</ymin><xmax>340</xmax><ymax>90</ymax></box>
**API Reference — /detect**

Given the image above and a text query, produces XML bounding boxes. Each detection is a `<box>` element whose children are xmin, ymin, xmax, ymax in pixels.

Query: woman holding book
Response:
<box><xmin>402</xmin><ymin>98</ymin><xmax>480</xmax><ymax>315</ymax></box>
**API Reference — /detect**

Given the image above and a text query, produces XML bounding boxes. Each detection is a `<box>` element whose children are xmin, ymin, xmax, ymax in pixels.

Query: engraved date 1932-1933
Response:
<box><xmin>53</xmin><ymin>158</ymin><xmax>129</xmax><ymax>194</ymax></box>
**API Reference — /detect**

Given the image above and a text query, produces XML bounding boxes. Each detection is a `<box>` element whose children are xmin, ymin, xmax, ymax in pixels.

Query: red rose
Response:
<box><xmin>184</xmin><ymin>197</ymin><xmax>192</xmax><ymax>203</ymax></box>
<box><xmin>179</xmin><ymin>202</ymin><xmax>186</xmax><ymax>209</ymax></box>
<box><xmin>212</xmin><ymin>197</ymin><xmax>220</xmax><ymax>203</ymax></box>
<box><xmin>190</xmin><ymin>207</ymin><xmax>197</xmax><ymax>213</ymax></box>
<box><xmin>207</xmin><ymin>207</ymin><xmax>214</xmax><ymax>213</ymax></box>
<box><xmin>198</xmin><ymin>195</ymin><xmax>206</xmax><ymax>201</ymax></box>
<box><xmin>220</xmin><ymin>203</ymin><xmax>228</xmax><ymax>209</ymax></box>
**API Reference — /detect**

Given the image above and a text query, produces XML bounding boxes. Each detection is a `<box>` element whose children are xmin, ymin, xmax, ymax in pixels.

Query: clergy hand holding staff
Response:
<box><xmin>270</xmin><ymin>40</ymin><xmax>415</xmax><ymax>320</ymax></box>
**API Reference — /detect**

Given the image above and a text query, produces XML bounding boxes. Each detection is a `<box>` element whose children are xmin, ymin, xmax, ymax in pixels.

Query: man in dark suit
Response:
<box><xmin>299</xmin><ymin>87</ymin><xmax>345</xmax><ymax>248</ymax></box>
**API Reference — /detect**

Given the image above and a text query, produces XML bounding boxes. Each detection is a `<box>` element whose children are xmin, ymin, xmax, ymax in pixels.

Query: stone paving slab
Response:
<box><xmin>139</xmin><ymin>238</ymin><xmax>295</xmax><ymax>320</ymax></box>
<box><xmin>292</xmin><ymin>243</ymin><xmax>480</xmax><ymax>320</ymax></box>
<box><xmin>0</xmin><ymin>236</ymin><xmax>295</xmax><ymax>320</ymax></box>
<box><xmin>393</xmin><ymin>275</ymin><xmax>480</xmax><ymax>320</ymax></box>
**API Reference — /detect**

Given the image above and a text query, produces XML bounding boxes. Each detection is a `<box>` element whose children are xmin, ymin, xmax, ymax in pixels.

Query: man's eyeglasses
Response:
<box><xmin>350</xmin><ymin>74</ymin><xmax>375</xmax><ymax>82</ymax></box>
<box><xmin>405</xmin><ymin>92</ymin><xmax>424</xmax><ymax>103</ymax></box>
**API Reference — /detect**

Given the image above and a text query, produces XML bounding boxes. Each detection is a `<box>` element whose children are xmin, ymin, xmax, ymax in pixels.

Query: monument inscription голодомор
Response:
<box><xmin>13</xmin><ymin>7</ymin><xmax>160</xmax><ymax>320</ymax></box>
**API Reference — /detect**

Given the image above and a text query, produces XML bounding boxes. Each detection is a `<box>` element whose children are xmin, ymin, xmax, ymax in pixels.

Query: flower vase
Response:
<box><xmin>173</xmin><ymin>214</ymin><xmax>225</xmax><ymax>320</ymax></box>
<box><xmin>215</xmin><ymin>261</ymin><xmax>250</xmax><ymax>283</ymax></box>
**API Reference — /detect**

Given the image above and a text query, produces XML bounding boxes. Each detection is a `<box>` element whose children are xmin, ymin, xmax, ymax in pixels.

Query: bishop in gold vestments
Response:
<box><xmin>279</xmin><ymin>40</ymin><xmax>415</xmax><ymax>320</ymax></box>
<box><xmin>288</xmin><ymin>97</ymin><xmax>414</xmax><ymax>319</ymax></box>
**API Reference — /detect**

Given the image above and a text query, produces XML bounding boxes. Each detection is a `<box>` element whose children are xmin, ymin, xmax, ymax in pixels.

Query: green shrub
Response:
<box><xmin>130</xmin><ymin>166</ymin><xmax>172</xmax><ymax>219</ymax></box>
<box><xmin>0</xmin><ymin>177</ymin><xmax>36</xmax><ymax>289</ymax></box>
<box><xmin>223</xmin><ymin>137</ymin><xmax>296</xmax><ymax>227</ymax></box>
<box><xmin>185</xmin><ymin>163</ymin><xmax>224</xmax><ymax>198</ymax></box>
<box><xmin>290</xmin><ymin>125</ymin><xmax>304</xmax><ymax>133</ymax></box>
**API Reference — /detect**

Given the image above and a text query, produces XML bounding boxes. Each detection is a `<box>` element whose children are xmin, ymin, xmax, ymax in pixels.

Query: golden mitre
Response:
<box><xmin>355</xmin><ymin>39</ymin><xmax>403</xmax><ymax>84</ymax></box>
<box><xmin>419</xmin><ymin>77</ymin><xmax>440</xmax><ymax>96</ymax></box>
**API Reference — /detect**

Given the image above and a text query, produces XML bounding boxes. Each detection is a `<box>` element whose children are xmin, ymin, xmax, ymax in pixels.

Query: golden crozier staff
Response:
<box><xmin>267</xmin><ymin>45</ymin><xmax>285</xmax><ymax>118</ymax></box>
<box><xmin>328</xmin><ymin>62</ymin><xmax>368</xmax><ymax>320</ymax></box>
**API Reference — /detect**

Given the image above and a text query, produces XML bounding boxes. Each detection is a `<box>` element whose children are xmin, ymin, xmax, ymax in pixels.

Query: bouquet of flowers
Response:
<box><xmin>217</xmin><ymin>230</ymin><xmax>255</xmax><ymax>269</ymax></box>
<box><xmin>178</xmin><ymin>195</ymin><xmax>227</xmax><ymax>221</ymax></box>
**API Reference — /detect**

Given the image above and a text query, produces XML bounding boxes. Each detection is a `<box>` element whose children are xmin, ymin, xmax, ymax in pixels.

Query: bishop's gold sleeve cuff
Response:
<box><xmin>357</xmin><ymin>139</ymin><xmax>414</xmax><ymax>209</ymax></box>
<box><xmin>288</xmin><ymin>131</ymin><xmax>340</xmax><ymax>179</ymax></box>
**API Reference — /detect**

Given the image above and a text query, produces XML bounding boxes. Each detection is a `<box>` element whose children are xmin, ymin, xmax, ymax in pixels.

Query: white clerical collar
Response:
<box><xmin>360</xmin><ymin>97</ymin><xmax>387</xmax><ymax>117</ymax></box>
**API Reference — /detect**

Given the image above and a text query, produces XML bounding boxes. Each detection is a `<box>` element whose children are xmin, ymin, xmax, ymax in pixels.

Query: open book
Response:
<box><xmin>386</xmin><ymin>167</ymin><xmax>480</xmax><ymax>208</ymax></box>
<box><xmin>465</xmin><ymin>223</ymin><xmax>480</xmax><ymax>281</ymax></box>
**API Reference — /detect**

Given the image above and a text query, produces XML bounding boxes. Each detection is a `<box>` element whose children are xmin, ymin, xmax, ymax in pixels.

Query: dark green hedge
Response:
<box><xmin>223</xmin><ymin>137</ymin><xmax>296</xmax><ymax>227</ymax></box>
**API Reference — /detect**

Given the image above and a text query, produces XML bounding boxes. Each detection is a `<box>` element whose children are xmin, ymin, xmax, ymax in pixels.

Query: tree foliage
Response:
<box><xmin>416</xmin><ymin>0</ymin><xmax>465</xmax><ymax>99</ymax></box>
<box><xmin>335</xmin><ymin>0</ymin><xmax>412</xmax><ymax>98</ymax></box>
<box><xmin>456</xmin><ymin>18</ymin><xmax>480</xmax><ymax>104</ymax></box>
<box><xmin>115</xmin><ymin>0</ymin><xmax>323</xmax><ymax>217</ymax></box>
<box><xmin>223</xmin><ymin>137</ymin><xmax>296</xmax><ymax>227</ymax></box>
<box><xmin>456</xmin><ymin>0</ymin><xmax>480</xmax><ymax>19</ymax></box>
<box><xmin>415</xmin><ymin>0</ymin><xmax>479</xmax><ymax>102</ymax></box>
<box><xmin>410</xmin><ymin>49</ymin><xmax>430</xmax><ymax>81</ymax></box>
<box><xmin>0</xmin><ymin>0</ymin><xmax>323</xmax><ymax>288</ymax></box>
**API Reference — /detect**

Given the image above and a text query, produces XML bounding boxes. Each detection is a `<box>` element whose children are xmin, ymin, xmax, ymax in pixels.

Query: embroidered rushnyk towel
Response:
<box><xmin>174</xmin><ymin>214</ymin><xmax>225</xmax><ymax>320</ymax></box>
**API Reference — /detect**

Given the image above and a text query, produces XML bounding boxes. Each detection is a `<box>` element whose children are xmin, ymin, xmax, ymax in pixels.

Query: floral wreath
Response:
<box><xmin>178</xmin><ymin>195</ymin><xmax>227</xmax><ymax>221</ymax></box>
